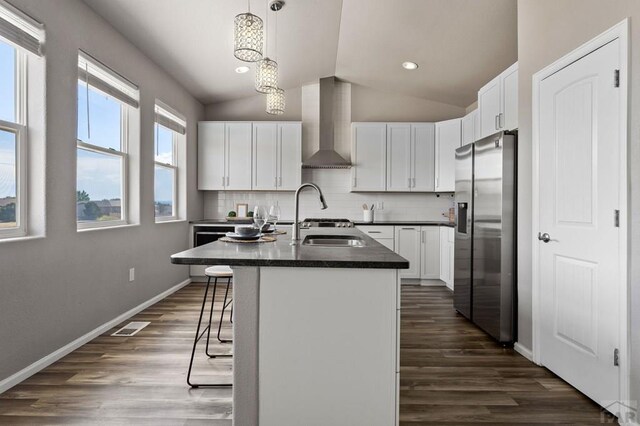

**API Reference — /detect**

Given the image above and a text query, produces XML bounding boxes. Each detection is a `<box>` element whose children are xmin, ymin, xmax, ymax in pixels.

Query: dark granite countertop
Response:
<box><xmin>353</xmin><ymin>221</ymin><xmax>455</xmax><ymax>227</ymax></box>
<box><xmin>171</xmin><ymin>228</ymin><xmax>409</xmax><ymax>269</ymax></box>
<box><xmin>190</xmin><ymin>219</ymin><xmax>454</xmax><ymax>227</ymax></box>
<box><xmin>190</xmin><ymin>219</ymin><xmax>294</xmax><ymax>225</ymax></box>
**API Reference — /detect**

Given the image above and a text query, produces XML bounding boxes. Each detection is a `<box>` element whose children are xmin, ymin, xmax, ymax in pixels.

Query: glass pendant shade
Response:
<box><xmin>255</xmin><ymin>58</ymin><xmax>278</xmax><ymax>94</ymax></box>
<box><xmin>234</xmin><ymin>13</ymin><xmax>263</xmax><ymax>62</ymax></box>
<box><xmin>266</xmin><ymin>88</ymin><xmax>285</xmax><ymax>115</ymax></box>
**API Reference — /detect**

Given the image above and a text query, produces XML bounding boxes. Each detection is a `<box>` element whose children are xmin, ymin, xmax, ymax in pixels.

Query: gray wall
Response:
<box><xmin>205</xmin><ymin>87</ymin><xmax>303</xmax><ymax>121</ymax></box>
<box><xmin>205</xmin><ymin>83</ymin><xmax>465</xmax><ymax>122</ymax></box>
<box><xmin>0</xmin><ymin>0</ymin><xmax>204</xmax><ymax>382</ymax></box>
<box><xmin>350</xmin><ymin>84</ymin><xmax>465</xmax><ymax>122</ymax></box>
<box><xmin>517</xmin><ymin>0</ymin><xmax>640</xmax><ymax>404</ymax></box>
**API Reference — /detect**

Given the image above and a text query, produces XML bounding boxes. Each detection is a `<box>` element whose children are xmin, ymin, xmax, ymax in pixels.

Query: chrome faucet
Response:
<box><xmin>292</xmin><ymin>183</ymin><xmax>328</xmax><ymax>243</ymax></box>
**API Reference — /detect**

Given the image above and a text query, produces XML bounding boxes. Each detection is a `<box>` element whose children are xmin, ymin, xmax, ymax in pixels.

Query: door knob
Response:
<box><xmin>538</xmin><ymin>232</ymin><xmax>551</xmax><ymax>243</ymax></box>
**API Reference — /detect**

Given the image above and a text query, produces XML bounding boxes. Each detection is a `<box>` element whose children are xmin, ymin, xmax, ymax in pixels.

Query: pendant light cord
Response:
<box><xmin>264</xmin><ymin>0</ymin><xmax>268</xmax><ymax>58</ymax></box>
<box><xmin>274</xmin><ymin>6</ymin><xmax>278</xmax><ymax>62</ymax></box>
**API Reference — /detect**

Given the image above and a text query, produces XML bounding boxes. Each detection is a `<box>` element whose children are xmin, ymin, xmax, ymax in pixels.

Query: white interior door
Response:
<box><xmin>538</xmin><ymin>39</ymin><xmax>621</xmax><ymax>408</ymax></box>
<box><xmin>386</xmin><ymin>124</ymin><xmax>412</xmax><ymax>191</ymax></box>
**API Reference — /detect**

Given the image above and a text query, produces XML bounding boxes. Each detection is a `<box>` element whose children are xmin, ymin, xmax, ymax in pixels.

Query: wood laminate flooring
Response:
<box><xmin>0</xmin><ymin>284</ymin><xmax>612</xmax><ymax>425</ymax></box>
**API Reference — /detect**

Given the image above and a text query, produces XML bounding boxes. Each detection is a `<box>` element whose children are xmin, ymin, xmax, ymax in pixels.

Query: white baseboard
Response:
<box><xmin>0</xmin><ymin>278</ymin><xmax>192</xmax><ymax>394</ymax></box>
<box><xmin>514</xmin><ymin>342</ymin><xmax>533</xmax><ymax>362</ymax></box>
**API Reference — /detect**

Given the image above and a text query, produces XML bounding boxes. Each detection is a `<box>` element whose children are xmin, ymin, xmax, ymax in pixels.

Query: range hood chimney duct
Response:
<box><xmin>302</xmin><ymin>76</ymin><xmax>351</xmax><ymax>169</ymax></box>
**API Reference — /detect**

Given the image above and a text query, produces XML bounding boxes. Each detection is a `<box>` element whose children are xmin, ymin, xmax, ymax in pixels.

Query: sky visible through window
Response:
<box><xmin>0</xmin><ymin>40</ymin><xmax>15</xmax><ymax>122</ymax></box>
<box><xmin>77</xmin><ymin>83</ymin><xmax>122</xmax><ymax>204</ymax></box>
<box><xmin>0</xmin><ymin>41</ymin><xmax>17</xmax><ymax>227</ymax></box>
<box><xmin>155</xmin><ymin>124</ymin><xmax>175</xmax><ymax>212</ymax></box>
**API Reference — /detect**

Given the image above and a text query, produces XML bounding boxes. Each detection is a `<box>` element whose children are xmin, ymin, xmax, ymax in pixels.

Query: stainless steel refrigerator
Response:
<box><xmin>454</xmin><ymin>131</ymin><xmax>516</xmax><ymax>343</ymax></box>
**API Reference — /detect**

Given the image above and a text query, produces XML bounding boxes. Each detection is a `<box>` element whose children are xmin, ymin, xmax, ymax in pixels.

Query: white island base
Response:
<box><xmin>232</xmin><ymin>266</ymin><xmax>400</xmax><ymax>426</ymax></box>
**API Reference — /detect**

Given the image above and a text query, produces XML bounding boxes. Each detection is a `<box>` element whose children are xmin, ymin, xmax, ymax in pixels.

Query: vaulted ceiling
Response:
<box><xmin>82</xmin><ymin>0</ymin><xmax>517</xmax><ymax>108</ymax></box>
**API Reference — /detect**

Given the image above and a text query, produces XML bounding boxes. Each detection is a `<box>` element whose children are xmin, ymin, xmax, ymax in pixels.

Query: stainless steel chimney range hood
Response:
<box><xmin>302</xmin><ymin>77</ymin><xmax>352</xmax><ymax>169</ymax></box>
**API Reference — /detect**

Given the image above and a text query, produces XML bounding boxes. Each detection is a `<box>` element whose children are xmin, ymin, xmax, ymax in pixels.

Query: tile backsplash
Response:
<box><xmin>204</xmin><ymin>169</ymin><xmax>454</xmax><ymax>222</ymax></box>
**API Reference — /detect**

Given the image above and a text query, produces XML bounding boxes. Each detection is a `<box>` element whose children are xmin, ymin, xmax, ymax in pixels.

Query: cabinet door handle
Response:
<box><xmin>368</xmin><ymin>231</ymin><xmax>382</xmax><ymax>234</ymax></box>
<box><xmin>401</xmin><ymin>227</ymin><xmax>415</xmax><ymax>230</ymax></box>
<box><xmin>495</xmin><ymin>115</ymin><xmax>499</xmax><ymax>130</ymax></box>
<box><xmin>226</xmin><ymin>176</ymin><xmax>230</xmax><ymax>186</ymax></box>
<box><xmin>278</xmin><ymin>176</ymin><xmax>282</xmax><ymax>187</ymax></box>
<box><xmin>499</xmin><ymin>112</ymin><xmax>504</xmax><ymax>129</ymax></box>
<box><xmin>222</xmin><ymin>176</ymin><xmax>225</xmax><ymax>187</ymax></box>
<box><xmin>412</xmin><ymin>178</ymin><xmax>416</xmax><ymax>188</ymax></box>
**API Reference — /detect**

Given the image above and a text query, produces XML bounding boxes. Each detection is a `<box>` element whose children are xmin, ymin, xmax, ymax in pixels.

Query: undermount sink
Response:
<box><xmin>302</xmin><ymin>234</ymin><xmax>366</xmax><ymax>248</ymax></box>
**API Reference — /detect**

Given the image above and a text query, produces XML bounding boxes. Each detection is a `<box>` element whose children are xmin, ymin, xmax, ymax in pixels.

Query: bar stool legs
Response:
<box><xmin>187</xmin><ymin>275</ymin><xmax>233</xmax><ymax>388</ymax></box>
<box><xmin>217</xmin><ymin>281</ymin><xmax>233</xmax><ymax>344</ymax></box>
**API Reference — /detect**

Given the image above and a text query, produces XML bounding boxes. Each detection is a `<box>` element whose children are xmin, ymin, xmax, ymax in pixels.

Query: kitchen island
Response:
<box><xmin>171</xmin><ymin>227</ymin><xmax>408</xmax><ymax>426</ymax></box>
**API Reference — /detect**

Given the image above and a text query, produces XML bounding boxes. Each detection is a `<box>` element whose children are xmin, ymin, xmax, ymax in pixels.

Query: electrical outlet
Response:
<box><xmin>377</xmin><ymin>201</ymin><xmax>384</xmax><ymax>210</ymax></box>
<box><xmin>129</xmin><ymin>268</ymin><xmax>135</xmax><ymax>282</ymax></box>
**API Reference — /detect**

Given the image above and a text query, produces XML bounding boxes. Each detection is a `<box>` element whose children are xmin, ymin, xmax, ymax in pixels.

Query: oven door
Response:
<box><xmin>193</xmin><ymin>225</ymin><xmax>236</xmax><ymax>247</ymax></box>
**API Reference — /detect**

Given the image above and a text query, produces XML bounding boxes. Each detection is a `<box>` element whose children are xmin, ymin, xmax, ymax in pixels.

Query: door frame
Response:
<box><xmin>531</xmin><ymin>18</ymin><xmax>629</xmax><ymax>414</ymax></box>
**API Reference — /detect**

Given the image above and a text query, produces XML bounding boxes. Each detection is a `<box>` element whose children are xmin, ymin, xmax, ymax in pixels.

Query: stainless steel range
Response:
<box><xmin>301</xmin><ymin>218</ymin><xmax>354</xmax><ymax>229</ymax></box>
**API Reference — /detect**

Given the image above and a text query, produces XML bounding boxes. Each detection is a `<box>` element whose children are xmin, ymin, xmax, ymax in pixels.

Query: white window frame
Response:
<box><xmin>76</xmin><ymin>53</ymin><xmax>138</xmax><ymax>231</ymax></box>
<box><xmin>153</xmin><ymin>123</ymin><xmax>178</xmax><ymax>222</ymax></box>
<box><xmin>0</xmin><ymin>45</ymin><xmax>27</xmax><ymax>239</ymax></box>
<box><xmin>154</xmin><ymin>101</ymin><xmax>185</xmax><ymax>223</ymax></box>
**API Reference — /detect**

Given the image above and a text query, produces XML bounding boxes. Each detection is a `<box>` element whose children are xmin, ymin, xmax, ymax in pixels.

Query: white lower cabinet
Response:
<box><xmin>439</xmin><ymin>227</ymin><xmax>455</xmax><ymax>289</ymax></box>
<box><xmin>394</xmin><ymin>227</ymin><xmax>421</xmax><ymax>280</ymax></box>
<box><xmin>420</xmin><ymin>227</ymin><xmax>440</xmax><ymax>279</ymax></box>
<box><xmin>357</xmin><ymin>225</ymin><xmax>394</xmax><ymax>251</ymax></box>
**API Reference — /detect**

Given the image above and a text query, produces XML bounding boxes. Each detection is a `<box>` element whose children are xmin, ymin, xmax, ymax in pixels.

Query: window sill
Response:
<box><xmin>155</xmin><ymin>218</ymin><xmax>186</xmax><ymax>225</ymax></box>
<box><xmin>77</xmin><ymin>223</ymin><xmax>140</xmax><ymax>233</ymax></box>
<box><xmin>0</xmin><ymin>234</ymin><xmax>46</xmax><ymax>245</ymax></box>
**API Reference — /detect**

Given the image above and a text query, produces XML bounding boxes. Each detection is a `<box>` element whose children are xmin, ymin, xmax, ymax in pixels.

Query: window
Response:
<box><xmin>0</xmin><ymin>3</ymin><xmax>44</xmax><ymax>240</ymax></box>
<box><xmin>154</xmin><ymin>103</ymin><xmax>185</xmax><ymax>222</ymax></box>
<box><xmin>76</xmin><ymin>51</ymin><xmax>139</xmax><ymax>229</ymax></box>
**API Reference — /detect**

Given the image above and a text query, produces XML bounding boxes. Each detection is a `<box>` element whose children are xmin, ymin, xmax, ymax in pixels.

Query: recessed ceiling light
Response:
<box><xmin>402</xmin><ymin>61</ymin><xmax>418</xmax><ymax>70</ymax></box>
<box><xmin>235</xmin><ymin>66</ymin><xmax>250</xmax><ymax>74</ymax></box>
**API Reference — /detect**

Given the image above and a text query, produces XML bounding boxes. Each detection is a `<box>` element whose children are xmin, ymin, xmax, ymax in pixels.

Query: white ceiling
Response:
<box><xmin>82</xmin><ymin>0</ymin><xmax>517</xmax><ymax>108</ymax></box>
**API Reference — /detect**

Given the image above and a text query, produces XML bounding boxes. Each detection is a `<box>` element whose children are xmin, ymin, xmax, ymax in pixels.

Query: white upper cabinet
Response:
<box><xmin>351</xmin><ymin>123</ymin><xmax>387</xmax><ymax>192</ymax></box>
<box><xmin>411</xmin><ymin>123</ymin><xmax>436</xmax><ymax>192</ymax></box>
<box><xmin>395</xmin><ymin>226</ymin><xmax>421</xmax><ymax>280</ymax></box>
<box><xmin>386</xmin><ymin>124</ymin><xmax>412</xmax><ymax>191</ymax></box>
<box><xmin>478</xmin><ymin>62</ymin><xmax>518</xmax><ymax>139</ymax></box>
<box><xmin>224</xmin><ymin>123</ymin><xmax>253</xmax><ymax>190</ymax></box>
<box><xmin>501</xmin><ymin>62</ymin><xmax>518</xmax><ymax>132</ymax></box>
<box><xmin>199</xmin><ymin>121</ymin><xmax>300</xmax><ymax>191</ymax></box>
<box><xmin>435</xmin><ymin>118</ymin><xmax>462</xmax><ymax>192</ymax></box>
<box><xmin>420</xmin><ymin>226</ymin><xmax>440</xmax><ymax>279</ymax></box>
<box><xmin>198</xmin><ymin>122</ymin><xmax>226</xmax><ymax>190</ymax></box>
<box><xmin>277</xmin><ymin>122</ymin><xmax>302</xmax><ymax>190</ymax></box>
<box><xmin>461</xmin><ymin>109</ymin><xmax>479</xmax><ymax>146</ymax></box>
<box><xmin>353</xmin><ymin>122</ymin><xmax>435</xmax><ymax>193</ymax></box>
<box><xmin>252</xmin><ymin>122</ymin><xmax>301</xmax><ymax>191</ymax></box>
<box><xmin>478</xmin><ymin>74</ymin><xmax>502</xmax><ymax>139</ymax></box>
<box><xmin>198</xmin><ymin>122</ymin><xmax>252</xmax><ymax>191</ymax></box>
<box><xmin>252</xmin><ymin>123</ymin><xmax>279</xmax><ymax>190</ymax></box>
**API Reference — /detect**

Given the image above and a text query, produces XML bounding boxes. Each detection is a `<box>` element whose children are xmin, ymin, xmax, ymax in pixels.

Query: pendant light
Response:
<box><xmin>234</xmin><ymin>0</ymin><xmax>264</xmax><ymax>62</ymax></box>
<box><xmin>266</xmin><ymin>1</ymin><xmax>285</xmax><ymax>115</ymax></box>
<box><xmin>266</xmin><ymin>87</ymin><xmax>285</xmax><ymax>115</ymax></box>
<box><xmin>255</xmin><ymin>1</ymin><xmax>279</xmax><ymax>93</ymax></box>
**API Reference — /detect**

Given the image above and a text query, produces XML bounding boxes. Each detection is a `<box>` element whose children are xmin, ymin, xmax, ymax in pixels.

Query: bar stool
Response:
<box><xmin>187</xmin><ymin>265</ymin><xmax>233</xmax><ymax>388</ymax></box>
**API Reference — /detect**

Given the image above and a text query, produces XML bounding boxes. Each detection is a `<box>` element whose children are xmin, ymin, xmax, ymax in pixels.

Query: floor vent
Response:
<box><xmin>111</xmin><ymin>321</ymin><xmax>150</xmax><ymax>337</ymax></box>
